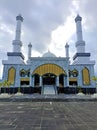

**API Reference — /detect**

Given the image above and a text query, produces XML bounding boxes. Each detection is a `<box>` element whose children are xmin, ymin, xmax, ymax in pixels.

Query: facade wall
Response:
<box><xmin>2</xmin><ymin>58</ymin><xmax>95</xmax><ymax>89</ymax></box>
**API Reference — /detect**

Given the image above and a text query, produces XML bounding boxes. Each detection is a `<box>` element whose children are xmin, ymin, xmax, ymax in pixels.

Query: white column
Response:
<box><xmin>65</xmin><ymin>43</ymin><xmax>69</xmax><ymax>58</ymax></box>
<box><xmin>39</xmin><ymin>76</ymin><xmax>42</xmax><ymax>86</ymax></box>
<box><xmin>75</xmin><ymin>14</ymin><xmax>83</xmax><ymax>41</ymax></box>
<box><xmin>64</xmin><ymin>76</ymin><xmax>66</xmax><ymax>87</ymax></box>
<box><xmin>66</xmin><ymin>70</ymin><xmax>69</xmax><ymax>86</ymax></box>
<box><xmin>13</xmin><ymin>14</ymin><xmax>23</xmax><ymax>52</ymax></box>
<box><xmin>56</xmin><ymin>76</ymin><xmax>59</xmax><ymax>86</ymax></box>
<box><xmin>15</xmin><ymin>14</ymin><xmax>23</xmax><ymax>41</ymax></box>
<box><xmin>32</xmin><ymin>76</ymin><xmax>34</xmax><ymax>87</ymax></box>
<box><xmin>75</xmin><ymin>14</ymin><xmax>85</xmax><ymax>53</ymax></box>
<box><xmin>30</xmin><ymin>74</ymin><xmax>32</xmax><ymax>86</ymax></box>
<box><xmin>28</xmin><ymin>43</ymin><xmax>32</xmax><ymax>59</ymax></box>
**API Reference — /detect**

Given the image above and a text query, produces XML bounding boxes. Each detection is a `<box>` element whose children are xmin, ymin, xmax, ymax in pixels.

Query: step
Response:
<box><xmin>43</xmin><ymin>85</ymin><xmax>56</xmax><ymax>95</ymax></box>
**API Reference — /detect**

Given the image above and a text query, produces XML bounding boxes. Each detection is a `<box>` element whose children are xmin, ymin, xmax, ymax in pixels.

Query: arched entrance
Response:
<box><xmin>32</xmin><ymin>64</ymin><xmax>67</xmax><ymax>94</ymax></box>
<box><xmin>34</xmin><ymin>74</ymin><xmax>39</xmax><ymax>87</ymax></box>
<box><xmin>43</xmin><ymin>73</ymin><xmax>56</xmax><ymax>85</ymax></box>
<box><xmin>42</xmin><ymin>73</ymin><xmax>56</xmax><ymax>95</ymax></box>
<box><xmin>59</xmin><ymin>74</ymin><xmax>64</xmax><ymax>87</ymax></box>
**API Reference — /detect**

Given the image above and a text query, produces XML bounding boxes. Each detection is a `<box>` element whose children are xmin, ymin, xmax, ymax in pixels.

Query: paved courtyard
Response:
<box><xmin>0</xmin><ymin>101</ymin><xmax>97</xmax><ymax>130</ymax></box>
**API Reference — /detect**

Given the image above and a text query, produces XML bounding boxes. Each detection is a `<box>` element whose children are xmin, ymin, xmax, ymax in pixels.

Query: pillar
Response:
<box><xmin>30</xmin><ymin>74</ymin><xmax>32</xmax><ymax>86</ymax></box>
<box><xmin>28</xmin><ymin>42</ymin><xmax>32</xmax><ymax>59</ymax></box>
<box><xmin>56</xmin><ymin>76</ymin><xmax>59</xmax><ymax>86</ymax></box>
<box><xmin>39</xmin><ymin>76</ymin><xmax>42</xmax><ymax>86</ymax></box>
<box><xmin>32</xmin><ymin>76</ymin><xmax>34</xmax><ymax>87</ymax></box>
<box><xmin>64</xmin><ymin>76</ymin><xmax>66</xmax><ymax>87</ymax></box>
<box><xmin>66</xmin><ymin>70</ymin><xmax>69</xmax><ymax>87</ymax></box>
<box><xmin>65</xmin><ymin>43</ymin><xmax>69</xmax><ymax>58</ymax></box>
<box><xmin>13</xmin><ymin>14</ymin><xmax>23</xmax><ymax>52</ymax></box>
<box><xmin>15</xmin><ymin>14</ymin><xmax>23</xmax><ymax>41</ymax></box>
<box><xmin>75</xmin><ymin>14</ymin><xmax>85</xmax><ymax>53</ymax></box>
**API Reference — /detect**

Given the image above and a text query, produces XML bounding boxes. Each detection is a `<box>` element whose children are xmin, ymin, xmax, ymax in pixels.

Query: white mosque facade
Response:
<box><xmin>0</xmin><ymin>14</ymin><xmax>96</xmax><ymax>94</ymax></box>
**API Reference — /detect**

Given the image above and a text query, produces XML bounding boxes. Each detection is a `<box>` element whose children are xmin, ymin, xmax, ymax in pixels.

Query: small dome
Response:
<box><xmin>42</xmin><ymin>50</ymin><xmax>56</xmax><ymax>57</ymax></box>
<box><xmin>75</xmin><ymin>14</ymin><xmax>82</xmax><ymax>22</ymax></box>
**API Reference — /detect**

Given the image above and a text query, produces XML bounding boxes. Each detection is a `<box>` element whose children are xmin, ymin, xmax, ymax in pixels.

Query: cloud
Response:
<box><xmin>0</xmin><ymin>0</ymin><xmax>72</xmax><ymax>53</ymax></box>
<box><xmin>0</xmin><ymin>0</ymin><xmax>97</xmax><ymax>78</ymax></box>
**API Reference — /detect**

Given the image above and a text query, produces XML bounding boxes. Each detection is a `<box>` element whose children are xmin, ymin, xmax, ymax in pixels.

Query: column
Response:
<box><xmin>75</xmin><ymin>14</ymin><xmax>83</xmax><ymax>41</ymax></box>
<box><xmin>13</xmin><ymin>14</ymin><xmax>23</xmax><ymax>52</ymax></box>
<box><xmin>39</xmin><ymin>76</ymin><xmax>42</xmax><ymax>86</ymax></box>
<box><xmin>30</xmin><ymin>74</ymin><xmax>32</xmax><ymax>86</ymax></box>
<box><xmin>56</xmin><ymin>76</ymin><xmax>59</xmax><ymax>86</ymax></box>
<box><xmin>32</xmin><ymin>76</ymin><xmax>34</xmax><ymax>87</ymax></box>
<box><xmin>78</xmin><ymin>69</ymin><xmax>82</xmax><ymax>87</ymax></box>
<box><xmin>64</xmin><ymin>76</ymin><xmax>66</xmax><ymax>87</ymax></box>
<box><xmin>15</xmin><ymin>14</ymin><xmax>23</xmax><ymax>41</ymax></box>
<box><xmin>66</xmin><ymin>70</ymin><xmax>69</xmax><ymax>87</ymax></box>
<box><xmin>75</xmin><ymin>14</ymin><xmax>85</xmax><ymax>53</ymax></box>
<box><xmin>65</xmin><ymin>43</ymin><xmax>69</xmax><ymax>58</ymax></box>
<box><xmin>28</xmin><ymin>43</ymin><xmax>32</xmax><ymax>59</ymax></box>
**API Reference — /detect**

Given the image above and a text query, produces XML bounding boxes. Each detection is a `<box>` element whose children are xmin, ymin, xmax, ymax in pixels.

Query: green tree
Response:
<box><xmin>92</xmin><ymin>76</ymin><xmax>97</xmax><ymax>93</ymax></box>
<box><xmin>2</xmin><ymin>80</ymin><xmax>11</xmax><ymax>93</ymax></box>
<box><xmin>77</xmin><ymin>86</ymin><xmax>82</xmax><ymax>93</ymax></box>
<box><xmin>0</xmin><ymin>82</ymin><xmax>3</xmax><ymax>93</ymax></box>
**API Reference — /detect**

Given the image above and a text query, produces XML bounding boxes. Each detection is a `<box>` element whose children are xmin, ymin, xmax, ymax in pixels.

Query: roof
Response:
<box><xmin>42</xmin><ymin>50</ymin><xmax>56</xmax><ymax>57</ymax></box>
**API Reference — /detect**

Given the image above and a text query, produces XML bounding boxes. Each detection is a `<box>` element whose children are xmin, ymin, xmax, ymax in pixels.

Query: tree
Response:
<box><xmin>92</xmin><ymin>76</ymin><xmax>97</xmax><ymax>93</ymax></box>
<box><xmin>2</xmin><ymin>80</ymin><xmax>11</xmax><ymax>93</ymax></box>
<box><xmin>0</xmin><ymin>82</ymin><xmax>3</xmax><ymax>93</ymax></box>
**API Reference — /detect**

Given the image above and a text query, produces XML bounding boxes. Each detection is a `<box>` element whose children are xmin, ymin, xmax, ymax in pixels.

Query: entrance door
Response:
<box><xmin>43</xmin><ymin>73</ymin><xmax>56</xmax><ymax>85</ymax></box>
<box><xmin>43</xmin><ymin>73</ymin><xmax>56</xmax><ymax>94</ymax></box>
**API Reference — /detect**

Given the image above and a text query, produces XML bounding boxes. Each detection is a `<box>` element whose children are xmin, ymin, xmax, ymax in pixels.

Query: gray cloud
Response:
<box><xmin>0</xmin><ymin>0</ymin><xmax>97</xmax><ymax>76</ymax></box>
<box><xmin>0</xmin><ymin>0</ymin><xmax>72</xmax><ymax>53</ymax></box>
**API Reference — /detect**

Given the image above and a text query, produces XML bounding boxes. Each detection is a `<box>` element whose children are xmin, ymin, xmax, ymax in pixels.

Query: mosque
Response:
<box><xmin>1</xmin><ymin>14</ymin><xmax>96</xmax><ymax>94</ymax></box>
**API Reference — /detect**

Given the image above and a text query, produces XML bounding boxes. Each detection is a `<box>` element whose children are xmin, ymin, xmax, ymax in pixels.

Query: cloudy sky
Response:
<box><xmin>0</xmin><ymin>0</ymin><xmax>97</xmax><ymax>78</ymax></box>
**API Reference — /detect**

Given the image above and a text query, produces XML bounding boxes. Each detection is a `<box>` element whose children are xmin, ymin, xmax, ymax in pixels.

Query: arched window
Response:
<box><xmin>72</xmin><ymin>69</ymin><xmax>78</xmax><ymax>77</ymax></box>
<box><xmin>8</xmin><ymin>67</ymin><xmax>16</xmax><ymax>84</ymax></box>
<box><xmin>82</xmin><ymin>67</ymin><xmax>90</xmax><ymax>85</ymax></box>
<box><xmin>20</xmin><ymin>69</ymin><xmax>26</xmax><ymax>77</ymax></box>
<box><xmin>26</xmin><ymin>69</ymin><xmax>30</xmax><ymax>77</ymax></box>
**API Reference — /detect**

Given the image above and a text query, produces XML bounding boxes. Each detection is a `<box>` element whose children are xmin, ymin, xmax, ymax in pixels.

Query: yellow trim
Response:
<box><xmin>32</xmin><ymin>64</ymin><xmax>66</xmax><ymax>76</ymax></box>
<box><xmin>82</xmin><ymin>67</ymin><xmax>90</xmax><ymax>85</ymax></box>
<box><xmin>20</xmin><ymin>78</ymin><xmax>30</xmax><ymax>81</ymax></box>
<box><xmin>69</xmin><ymin>78</ymin><xmax>77</xmax><ymax>82</ymax></box>
<box><xmin>72</xmin><ymin>69</ymin><xmax>78</xmax><ymax>73</ymax></box>
<box><xmin>20</xmin><ymin>69</ymin><xmax>26</xmax><ymax>73</ymax></box>
<box><xmin>8</xmin><ymin>67</ymin><xmax>16</xmax><ymax>84</ymax></box>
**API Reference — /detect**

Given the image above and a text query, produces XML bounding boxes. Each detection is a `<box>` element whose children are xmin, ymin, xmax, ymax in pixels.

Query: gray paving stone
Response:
<box><xmin>0</xmin><ymin>101</ymin><xmax>97</xmax><ymax>130</ymax></box>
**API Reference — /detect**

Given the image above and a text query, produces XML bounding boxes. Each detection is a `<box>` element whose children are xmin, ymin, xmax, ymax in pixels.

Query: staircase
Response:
<box><xmin>43</xmin><ymin>85</ymin><xmax>56</xmax><ymax>95</ymax></box>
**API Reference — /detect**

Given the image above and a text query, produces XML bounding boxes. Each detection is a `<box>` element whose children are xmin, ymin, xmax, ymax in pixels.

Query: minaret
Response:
<box><xmin>75</xmin><ymin>14</ymin><xmax>85</xmax><ymax>53</ymax></box>
<box><xmin>12</xmin><ymin>14</ymin><xmax>23</xmax><ymax>52</ymax></box>
<box><xmin>73</xmin><ymin>14</ymin><xmax>95</xmax><ymax>65</ymax></box>
<box><xmin>3</xmin><ymin>14</ymin><xmax>25</xmax><ymax>65</ymax></box>
<box><xmin>28</xmin><ymin>42</ymin><xmax>32</xmax><ymax>59</ymax></box>
<box><xmin>65</xmin><ymin>43</ymin><xmax>69</xmax><ymax>58</ymax></box>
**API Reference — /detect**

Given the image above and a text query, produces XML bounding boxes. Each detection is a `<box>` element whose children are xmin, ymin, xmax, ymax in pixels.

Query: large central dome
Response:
<box><xmin>42</xmin><ymin>50</ymin><xmax>56</xmax><ymax>57</ymax></box>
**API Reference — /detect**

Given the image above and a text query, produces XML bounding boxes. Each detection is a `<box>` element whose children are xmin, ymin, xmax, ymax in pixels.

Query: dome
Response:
<box><xmin>42</xmin><ymin>50</ymin><xmax>56</xmax><ymax>57</ymax></box>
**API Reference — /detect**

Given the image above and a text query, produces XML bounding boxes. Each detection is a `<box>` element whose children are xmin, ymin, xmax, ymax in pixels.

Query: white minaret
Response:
<box><xmin>28</xmin><ymin>42</ymin><xmax>32</xmax><ymax>59</ymax></box>
<box><xmin>75</xmin><ymin>14</ymin><xmax>85</xmax><ymax>53</ymax></box>
<box><xmin>65</xmin><ymin>42</ymin><xmax>69</xmax><ymax>58</ymax></box>
<box><xmin>12</xmin><ymin>14</ymin><xmax>23</xmax><ymax>52</ymax></box>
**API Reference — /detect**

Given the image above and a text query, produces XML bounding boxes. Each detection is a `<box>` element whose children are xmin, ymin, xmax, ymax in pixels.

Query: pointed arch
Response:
<box><xmin>82</xmin><ymin>67</ymin><xmax>90</xmax><ymax>85</ymax></box>
<box><xmin>32</xmin><ymin>64</ymin><xmax>66</xmax><ymax>76</ymax></box>
<box><xmin>72</xmin><ymin>69</ymin><xmax>78</xmax><ymax>77</ymax></box>
<box><xmin>8</xmin><ymin>67</ymin><xmax>16</xmax><ymax>84</ymax></box>
<box><xmin>20</xmin><ymin>69</ymin><xmax>26</xmax><ymax>77</ymax></box>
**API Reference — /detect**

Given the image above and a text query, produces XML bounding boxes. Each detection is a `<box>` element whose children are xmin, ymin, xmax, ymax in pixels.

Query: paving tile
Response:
<box><xmin>0</xmin><ymin>101</ymin><xmax>97</xmax><ymax>129</ymax></box>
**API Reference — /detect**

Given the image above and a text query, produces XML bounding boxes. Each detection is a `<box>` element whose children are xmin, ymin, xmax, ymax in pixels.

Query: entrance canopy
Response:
<box><xmin>32</xmin><ymin>64</ymin><xmax>66</xmax><ymax>76</ymax></box>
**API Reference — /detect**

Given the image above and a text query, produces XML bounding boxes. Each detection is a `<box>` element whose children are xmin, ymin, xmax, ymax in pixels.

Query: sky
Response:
<box><xmin>0</xmin><ymin>0</ymin><xmax>97</xmax><ymax>78</ymax></box>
